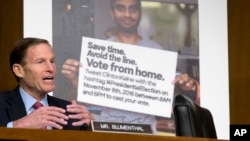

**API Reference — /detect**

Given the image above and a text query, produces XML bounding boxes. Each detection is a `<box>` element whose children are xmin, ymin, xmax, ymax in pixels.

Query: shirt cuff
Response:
<box><xmin>7</xmin><ymin>122</ymin><xmax>13</xmax><ymax>128</ymax></box>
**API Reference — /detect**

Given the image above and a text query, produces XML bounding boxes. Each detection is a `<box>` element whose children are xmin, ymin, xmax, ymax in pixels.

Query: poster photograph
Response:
<box><xmin>24</xmin><ymin>0</ymin><xmax>229</xmax><ymax>139</ymax></box>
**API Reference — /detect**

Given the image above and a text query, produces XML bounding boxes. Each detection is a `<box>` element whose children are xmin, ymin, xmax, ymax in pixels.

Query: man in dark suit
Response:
<box><xmin>0</xmin><ymin>37</ymin><xmax>93</xmax><ymax>130</ymax></box>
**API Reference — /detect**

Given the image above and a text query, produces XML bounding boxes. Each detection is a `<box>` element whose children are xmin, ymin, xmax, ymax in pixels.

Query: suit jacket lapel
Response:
<box><xmin>6</xmin><ymin>87</ymin><xmax>27</xmax><ymax>121</ymax></box>
<box><xmin>47</xmin><ymin>95</ymin><xmax>60</xmax><ymax>107</ymax></box>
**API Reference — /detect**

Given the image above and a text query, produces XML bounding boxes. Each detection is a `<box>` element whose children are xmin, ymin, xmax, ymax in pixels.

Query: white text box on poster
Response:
<box><xmin>77</xmin><ymin>37</ymin><xmax>177</xmax><ymax>117</ymax></box>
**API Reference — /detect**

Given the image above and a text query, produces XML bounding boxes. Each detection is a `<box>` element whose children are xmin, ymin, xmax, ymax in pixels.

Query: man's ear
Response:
<box><xmin>12</xmin><ymin>64</ymin><xmax>24</xmax><ymax>79</ymax></box>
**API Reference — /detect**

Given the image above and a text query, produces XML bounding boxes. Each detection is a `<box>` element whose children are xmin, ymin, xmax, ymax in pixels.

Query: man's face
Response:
<box><xmin>111</xmin><ymin>0</ymin><xmax>141</xmax><ymax>33</ymax></box>
<box><xmin>19</xmin><ymin>43</ymin><xmax>56</xmax><ymax>95</ymax></box>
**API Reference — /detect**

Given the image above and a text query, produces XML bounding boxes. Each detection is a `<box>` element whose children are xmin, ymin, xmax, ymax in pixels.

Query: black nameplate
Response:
<box><xmin>91</xmin><ymin>121</ymin><xmax>153</xmax><ymax>135</ymax></box>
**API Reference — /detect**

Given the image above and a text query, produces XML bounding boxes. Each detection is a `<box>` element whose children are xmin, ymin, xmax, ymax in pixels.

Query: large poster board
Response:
<box><xmin>24</xmin><ymin>0</ymin><xmax>229</xmax><ymax>139</ymax></box>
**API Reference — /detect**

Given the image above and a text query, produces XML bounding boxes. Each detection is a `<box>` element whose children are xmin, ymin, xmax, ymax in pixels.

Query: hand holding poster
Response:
<box><xmin>77</xmin><ymin>37</ymin><xmax>177</xmax><ymax>117</ymax></box>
